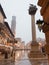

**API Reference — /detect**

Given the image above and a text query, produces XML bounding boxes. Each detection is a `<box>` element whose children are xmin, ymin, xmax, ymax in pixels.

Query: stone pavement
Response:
<box><xmin>0</xmin><ymin>60</ymin><xmax>15</xmax><ymax>65</ymax></box>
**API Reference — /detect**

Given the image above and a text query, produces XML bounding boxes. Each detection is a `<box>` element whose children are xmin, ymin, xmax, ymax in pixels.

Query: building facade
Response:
<box><xmin>37</xmin><ymin>0</ymin><xmax>49</xmax><ymax>58</ymax></box>
<box><xmin>0</xmin><ymin>4</ymin><xmax>17</xmax><ymax>58</ymax></box>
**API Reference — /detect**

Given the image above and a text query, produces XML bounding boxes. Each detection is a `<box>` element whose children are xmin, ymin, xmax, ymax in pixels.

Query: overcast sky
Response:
<box><xmin>0</xmin><ymin>0</ymin><xmax>45</xmax><ymax>43</ymax></box>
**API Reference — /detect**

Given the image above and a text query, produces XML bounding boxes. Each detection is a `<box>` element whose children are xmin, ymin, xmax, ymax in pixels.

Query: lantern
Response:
<box><xmin>36</xmin><ymin>19</ymin><xmax>44</xmax><ymax>31</ymax></box>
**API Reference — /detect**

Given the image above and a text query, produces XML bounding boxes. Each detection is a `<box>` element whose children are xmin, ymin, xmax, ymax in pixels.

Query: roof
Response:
<box><xmin>4</xmin><ymin>22</ymin><xmax>14</xmax><ymax>37</ymax></box>
<box><xmin>0</xmin><ymin>4</ymin><xmax>6</xmax><ymax>18</ymax></box>
<box><xmin>0</xmin><ymin>22</ymin><xmax>14</xmax><ymax>39</ymax></box>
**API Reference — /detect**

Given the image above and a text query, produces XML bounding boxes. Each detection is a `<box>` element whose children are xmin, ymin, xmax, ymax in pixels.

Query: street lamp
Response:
<box><xmin>36</xmin><ymin>19</ymin><xmax>44</xmax><ymax>31</ymax></box>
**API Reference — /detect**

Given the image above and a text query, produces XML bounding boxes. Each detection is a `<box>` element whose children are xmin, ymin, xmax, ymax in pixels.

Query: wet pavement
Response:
<box><xmin>15</xmin><ymin>51</ymin><xmax>48</xmax><ymax>65</ymax></box>
<box><xmin>0</xmin><ymin>50</ymin><xmax>48</xmax><ymax>65</ymax></box>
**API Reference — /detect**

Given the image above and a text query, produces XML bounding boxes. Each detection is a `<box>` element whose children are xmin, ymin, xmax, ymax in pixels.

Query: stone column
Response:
<box><xmin>29</xmin><ymin>4</ymin><xmax>37</xmax><ymax>42</ymax></box>
<box><xmin>28</xmin><ymin>5</ymin><xmax>46</xmax><ymax>59</ymax></box>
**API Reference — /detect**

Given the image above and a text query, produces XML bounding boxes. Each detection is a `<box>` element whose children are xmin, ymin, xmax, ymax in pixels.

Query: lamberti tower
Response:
<box><xmin>11</xmin><ymin>16</ymin><xmax>16</xmax><ymax>37</ymax></box>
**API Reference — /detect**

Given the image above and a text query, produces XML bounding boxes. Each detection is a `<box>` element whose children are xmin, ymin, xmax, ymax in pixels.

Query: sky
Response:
<box><xmin>0</xmin><ymin>0</ymin><xmax>45</xmax><ymax>43</ymax></box>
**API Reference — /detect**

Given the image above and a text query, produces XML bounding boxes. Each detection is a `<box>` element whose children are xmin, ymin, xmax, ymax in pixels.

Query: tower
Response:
<box><xmin>11</xmin><ymin>16</ymin><xmax>16</xmax><ymax>37</ymax></box>
<box><xmin>29</xmin><ymin>4</ymin><xmax>37</xmax><ymax>42</ymax></box>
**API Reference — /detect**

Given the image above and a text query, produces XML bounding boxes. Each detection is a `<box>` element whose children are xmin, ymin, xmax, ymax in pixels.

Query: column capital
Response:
<box><xmin>28</xmin><ymin>4</ymin><xmax>37</xmax><ymax>15</ymax></box>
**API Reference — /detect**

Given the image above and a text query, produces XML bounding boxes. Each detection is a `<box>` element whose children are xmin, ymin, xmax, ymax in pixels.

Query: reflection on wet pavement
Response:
<box><xmin>16</xmin><ymin>51</ymin><xmax>48</xmax><ymax>65</ymax></box>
